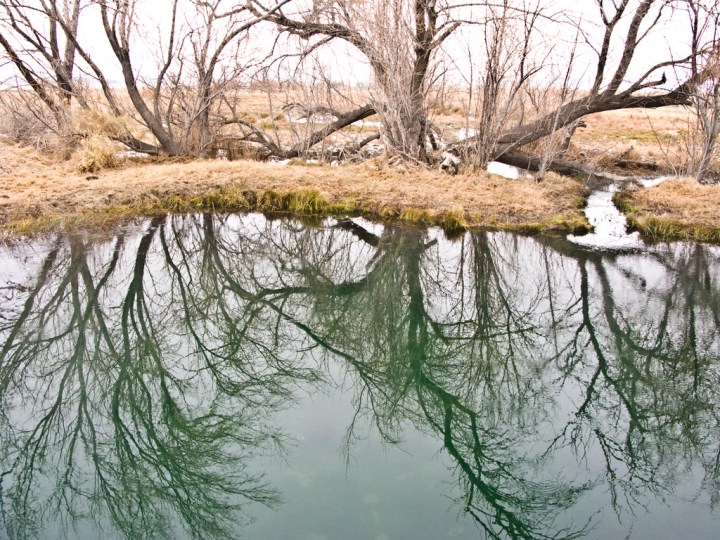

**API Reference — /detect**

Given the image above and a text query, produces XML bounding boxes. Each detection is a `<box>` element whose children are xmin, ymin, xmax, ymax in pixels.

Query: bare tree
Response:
<box><xmin>96</xmin><ymin>0</ymin><xmax>297</xmax><ymax>155</ymax></box>
<box><xmin>248</xmin><ymin>0</ymin><xmax>719</xmax><ymax>174</ymax></box>
<box><xmin>454</xmin><ymin>0</ymin><xmax>547</xmax><ymax>167</ymax></box>
<box><xmin>250</xmin><ymin>0</ymin><xmax>465</xmax><ymax>162</ymax></box>
<box><xmin>0</xmin><ymin>0</ymin><xmax>84</xmax><ymax>126</ymax></box>
<box><xmin>476</xmin><ymin>0</ymin><xmax>719</xmax><ymax>176</ymax></box>
<box><xmin>0</xmin><ymin>0</ymin><xmax>288</xmax><ymax>155</ymax></box>
<box><xmin>2</xmin><ymin>0</ymin><xmax>718</xmax><ymax>173</ymax></box>
<box><xmin>683</xmin><ymin>0</ymin><xmax>720</xmax><ymax>183</ymax></box>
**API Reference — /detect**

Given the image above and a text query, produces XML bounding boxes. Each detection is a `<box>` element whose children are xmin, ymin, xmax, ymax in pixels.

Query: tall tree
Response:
<box><xmin>0</xmin><ymin>0</ymin><xmax>84</xmax><ymax>121</ymax></box>
<box><xmin>250</xmin><ymin>0</ymin><xmax>464</xmax><ymax>162</ymax></box>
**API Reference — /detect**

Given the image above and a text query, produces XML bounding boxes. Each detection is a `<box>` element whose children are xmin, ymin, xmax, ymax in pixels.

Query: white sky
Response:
<box><xmin>0</xmin><ymin>0</ymin><xmax>707</xmax><ymax>91</ymax></box>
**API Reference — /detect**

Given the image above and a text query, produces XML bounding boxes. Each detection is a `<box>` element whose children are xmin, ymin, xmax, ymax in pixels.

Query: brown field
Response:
<box><xmin>569</xmin><ymin>107</ymin><xmax>696</xmax><ymax>171</ymax></box>
<box><xmin>3</xmin><ymin>87</ymin><xmax>709</xmax><ymax>176</ymax></box>
<box><xmin>0</xmin><ymin>135</ymin><xmax>588</xmax><ymax>237</ymax></box>
<box><xmin>0</xmin><ymin>86</ymin><xmax>717</xmax><ymax>240</ymax></box>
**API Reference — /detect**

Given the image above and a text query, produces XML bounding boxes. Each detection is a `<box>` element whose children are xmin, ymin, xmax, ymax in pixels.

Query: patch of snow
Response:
<box><xmin>486</xmin><ymin>161</ymin><xmax>529</xmax><ymax>180</ymax></box>
<box><xmin>456</xmin><ymin>128</ymin><xmax>478</xmax><ymax>139</ymax></box>
<box><xmin>290</xmin><ymin>113</ymin><xmax>337</xmax><ymax>124</ymax></box>
<box><xmin>440</xmin><ymin>151</ymin><xmax>460</xmax><ymax>175</ymax></box>
<box><xmin>639</xmin><ymin>176</ymin><xmax>671</xmax><ymax>188</ymax></box>
<box><xmin>117</xmin><ymin>151</ymin><xmax>150</xmax><ymax>159</ymax></box>
<box><xmin>363</xmin><ymin>142</ymin><xmax>384</xmax><ymax>156</ymax></box>
<box><xmin>568</xmin><ymin>187</ymin><xmax>645</xmax><ymax>250</ymax></box>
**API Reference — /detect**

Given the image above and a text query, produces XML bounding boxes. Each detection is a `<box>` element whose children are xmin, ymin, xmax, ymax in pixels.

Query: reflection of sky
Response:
<box><xmin>0</xmin><ymin>237</ymin><xmax>54</xmax><ymax>285</ymax></box>
<box><xmin>245</xmin><ymin>367</ymin><xmax>470</xmax><ymax>540</ymax></box>
<box><xmin>2</xmin><ymin>215</ymin><xmax>720</xmax><ymax>539</ymax></box>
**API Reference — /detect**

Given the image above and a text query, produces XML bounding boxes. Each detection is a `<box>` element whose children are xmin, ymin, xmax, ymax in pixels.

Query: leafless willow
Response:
<box><xmin>0</xmin><ymin>0</ymin><xmax>718</xmax><ymax>178</ymax></box>
<box><xmin>682</xmin><ymin>0</ymin><xmax>720</xmax><ymax>182</ymax></box>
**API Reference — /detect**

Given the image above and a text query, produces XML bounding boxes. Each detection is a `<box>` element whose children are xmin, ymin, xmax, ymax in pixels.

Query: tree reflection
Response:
<box><xmin>0</xmin><ymin>219</ymin><xmax>311</xmax><ymax>539</ymax></box>
<box><xmin>540</xmin><ymin>238</ymin><xmax>720</xmax><ymax>516</ymax></box>
<box><xmin>289</xmin><ymin>226</ymin><xmax>596</xmax><ymax>539</ymax></box>
<box><xmin>1</xmin><ymin>214</ymin><xmax>719</xmax><ymax>539</ymax></box>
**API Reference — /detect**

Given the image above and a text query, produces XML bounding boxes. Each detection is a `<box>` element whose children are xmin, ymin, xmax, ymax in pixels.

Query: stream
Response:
<box><xmin>568</xmin><ymin>184</ymin><xmax>645</xmax><ymax>250</ymax></box>
<box><xmin>482</xmin><ymin>160</ymin><xmax>667</xmax><ymax>251</ymax></box>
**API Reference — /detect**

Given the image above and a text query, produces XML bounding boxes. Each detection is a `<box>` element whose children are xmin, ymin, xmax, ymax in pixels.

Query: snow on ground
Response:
<box><xmin>486</xmin><ymin>161</ymin><xmax>531</xmax><ymax>180</ymax></box>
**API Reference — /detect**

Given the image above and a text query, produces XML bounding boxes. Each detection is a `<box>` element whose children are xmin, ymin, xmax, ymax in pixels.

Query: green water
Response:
<box><xmin>1</xmin><ymin>213</ymin><xmax>719</xmax><ymax>539</ymax></box>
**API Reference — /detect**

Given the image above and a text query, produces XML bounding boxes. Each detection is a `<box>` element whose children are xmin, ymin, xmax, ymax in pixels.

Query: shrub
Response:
<box><xmin>73</xmin><ymin>109</ymin><xmax>129</xmax><ymax>139</ymax></box>
<box><xmin>73</xmin><ymin>135</ymin><xmax>120</xmax><ymax>173</ymax></box>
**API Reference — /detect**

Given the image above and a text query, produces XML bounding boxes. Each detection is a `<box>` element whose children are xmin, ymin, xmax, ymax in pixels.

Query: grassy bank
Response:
<box><xmin>0</xmin><ymin>139</ymin><xmax>589</xmax><ymax>237</ymax></box>
<box><xmin>614</xmin><ymin>178</ymin><xmax>720</xmax><ymax>243</ymax></box>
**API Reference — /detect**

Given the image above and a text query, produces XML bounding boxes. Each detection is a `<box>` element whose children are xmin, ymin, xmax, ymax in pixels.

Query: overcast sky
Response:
<box><xmin>0</xmin><ymin>0</ymin><xmax>704</xmax><ymax>90</ymax></box>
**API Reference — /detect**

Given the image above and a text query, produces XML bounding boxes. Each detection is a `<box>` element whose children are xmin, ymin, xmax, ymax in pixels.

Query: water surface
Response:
<box><xmin>1</xmin><ymin>214</ymin><xmax>719</xmax><ymax>539</ymax></box>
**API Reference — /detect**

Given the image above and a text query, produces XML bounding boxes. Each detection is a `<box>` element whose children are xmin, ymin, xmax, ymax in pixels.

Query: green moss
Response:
<box><xmin>613</xmin><ymin>189</ymin><xmax>720</xmax><ymax>244</ymax></box>
<box><xmin>437</xmin><ymin>210</ymin><xmax>468</xmax><ymax>234</ymax></box>
<box><xmin>286</xmin><ymin>189</ymin><xmax>328</xmax><ymax>214</ymax></box>
<box><xmin>377</xmin><ymin>205</ymin><xmax>400</xmax><ymax>219</ymax></box>
<box><xmin>541</xmin><ymin>213</ymin><xmax>591</xmax><ymax>234</ymax></box>
<box><xmin>0</xmin><ymin>185</ymin><xmax>592</xmax><ymax>240</ymax></box>
<box><xmin>496</xmin><ymin>212</ymin><xmax>590</xmax><ymax>237</ymax></box>
<box><xmin>612</xmin><ymin>191</ymin><xmax>637</xmax><ymax>215</ymax></box>
<box><xmin>399</xmin><ymin>207</ymin><xmax>433</xmax><ymax>224</ymax></box>
<box><xmin>328</xmin><ymin>199</ymin><xmax>360</xmax><ymax>214</ymax></box>
<box><xmin>257</xmin><ymin>190</ymin><xmax>284</xmax><ymax>211</ymax></box>
<box><xmin>630</xmin><ymin>216</ymin><xmax>720</xmax><ymax>243</ymax></box>
<box><xmin>512</xmin><ymin>223</ymin><xmax>543</xmax><ymax>235</ymax></box>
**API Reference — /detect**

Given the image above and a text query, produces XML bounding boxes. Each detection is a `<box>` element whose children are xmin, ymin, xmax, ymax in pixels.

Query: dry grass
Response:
<box><xmin>568</xmin><ymin>108</ymin><xmax>688</xmax><ymax>169</ymax></box>
<box><xmin>615</xmin><ymin>178</ymin><xmax>720</xmax><ymax>243</ymax></box>
<box><xmin>4</xmin><ymin>96</ymin><xmax>717</xmax><ymax>243</ymax></box>
<box><xmin>0</xmin><ymin>135</ymin><xmax>587</xmax><ymax>237</ymax></box>
<box><xmin>72</xmin><ymin>135</ymin><xmax>121</xmax><ymax>173</ymax></box>
<box><xmin>2</xmin><ymin>85</ymin><xmax>715</xmax><ymax>178</ymax></box>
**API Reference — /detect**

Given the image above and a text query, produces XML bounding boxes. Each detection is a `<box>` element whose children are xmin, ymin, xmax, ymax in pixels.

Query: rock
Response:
<box><xmin>440</xmin><ymin>151</ymin><xmax>460</xmax><ymax>175</ymax></box>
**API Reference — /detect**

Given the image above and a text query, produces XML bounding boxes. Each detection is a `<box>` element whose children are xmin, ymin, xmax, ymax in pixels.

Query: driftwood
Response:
<box><xmin>558</xmin><ymin>120</ymin><xmax>587</xmax><ymax>157</ymax></box>
<box><xmin>226</xmin><ymin>104</ymin><xmax>376</xmax><ymax>159</ymax></box>
<box><xmin>495</xmin><ymin>149</ymin><xmax>628</xmax><ymax>183</ymax></box>
<box><xmin>614</xmin><ymin>159</ymin><xmax>659</xmax><ymax>171</ymax></box>
<box><xmin>112</xmin><ymin>135</ymin><xmax>163</xmax><ymax>156</ymax></box>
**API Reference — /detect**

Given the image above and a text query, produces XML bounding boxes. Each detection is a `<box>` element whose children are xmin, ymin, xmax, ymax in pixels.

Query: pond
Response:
<box><xmin>1</xmin><ymin>213</ymin><xmax>719</xmax><ymax>539</ymax></box>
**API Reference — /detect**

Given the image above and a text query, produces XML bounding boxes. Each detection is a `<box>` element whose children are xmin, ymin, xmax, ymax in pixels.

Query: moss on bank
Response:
<box><xmin>614</xmin><ymin>180</ymin><xmax>720</xmax><ymax>244</ymax></box>
<box><xmin>2</xmin><ymin>185</ymin><xmax>590</xmax><ymax>239</ymax></box>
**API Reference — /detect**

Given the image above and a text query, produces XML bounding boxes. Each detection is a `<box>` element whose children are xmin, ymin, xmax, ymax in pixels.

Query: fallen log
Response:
<box><xmin>224</xmin><ymin>104</ymin><xmax>377</xmax><ymax>160</ymax></box>
<box><xmin>495</xmin><ymin>149</ymin><xmax>630</xmax><ymax>183</ymax></box>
